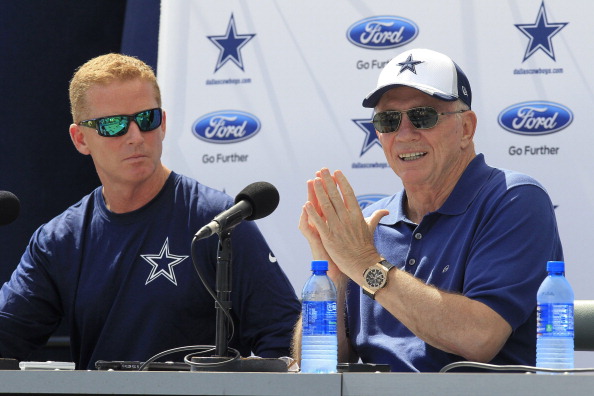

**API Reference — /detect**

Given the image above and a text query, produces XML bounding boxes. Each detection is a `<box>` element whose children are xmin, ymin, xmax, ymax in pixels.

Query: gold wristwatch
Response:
<box><xmin>362</xmin><ymin>259</ymin><xmax>395</xmax><ymax>299</ymax></box>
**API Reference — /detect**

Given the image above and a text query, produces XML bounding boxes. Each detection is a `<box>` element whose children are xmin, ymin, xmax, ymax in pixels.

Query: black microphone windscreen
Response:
<box><xmin>234</xmin><ymin>182</ymin><xmax>279</xmax><ymax>221</ymax></box>
<box><xmin>0</xmin><ymin>191</ymin><xmax>20</xmax><ymax>226</ymax></box>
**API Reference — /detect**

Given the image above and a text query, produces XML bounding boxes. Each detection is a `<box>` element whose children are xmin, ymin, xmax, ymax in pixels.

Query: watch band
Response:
<box><xmin>362</xmin><ymin>259</ymin><xmax>395</xmax><ymax>299</ymax></box>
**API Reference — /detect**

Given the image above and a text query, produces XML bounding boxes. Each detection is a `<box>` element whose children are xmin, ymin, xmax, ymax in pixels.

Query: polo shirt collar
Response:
<box><xmin>377</xmin><ymin>192</ymin><xmax>406</xmax><ymax>225</ymax></box>
<box><xmin>378</xmin><ymin>154</ymin><xmax>493</xmax><ymax>225</ymax></box>
<box><xmin>439</xmin><ymin>153</ymin><xmax>492</xmax><ymax>215</ymax></box>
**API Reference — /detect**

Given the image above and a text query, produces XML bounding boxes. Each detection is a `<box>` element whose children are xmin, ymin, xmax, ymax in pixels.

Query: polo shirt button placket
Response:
<box><xmin>409</xmin><ymin>229</ymin><xmax>421</xmax><ymax>267</ymax></box>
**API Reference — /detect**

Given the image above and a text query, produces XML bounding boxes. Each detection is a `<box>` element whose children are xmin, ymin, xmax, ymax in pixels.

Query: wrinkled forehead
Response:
<box><xmin>77</xmin><ymin>79</ymin><xmax>159</xmax><ymax>120</ymax></box>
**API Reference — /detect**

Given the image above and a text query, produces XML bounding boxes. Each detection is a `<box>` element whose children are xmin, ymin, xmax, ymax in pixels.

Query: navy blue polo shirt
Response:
<box><xmin>347</xmin><ymin>154</ymin><xmax>563</xmax><ymax>372</ymax></box>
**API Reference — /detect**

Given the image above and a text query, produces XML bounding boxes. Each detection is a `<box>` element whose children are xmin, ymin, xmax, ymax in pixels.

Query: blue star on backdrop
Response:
<box><xmin>207</xmin><ymin>14</ymin><xmax>256</xmax><ymax>73</ymax></box>
<box><xmin>353</xmin><ymin>118</ymin><xmax>382</xmax><ymax>156</ymax></box>
<box><xmin>515</xmin><ymin>2</ymin><xmax>568</xmax><ymax>62</ymax></box>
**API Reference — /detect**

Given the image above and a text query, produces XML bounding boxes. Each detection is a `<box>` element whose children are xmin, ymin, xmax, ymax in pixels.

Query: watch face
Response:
<box><xmin>365</xmin><ymin>268</ymin><xmax>385</xmax><ymax>288</ymax></box>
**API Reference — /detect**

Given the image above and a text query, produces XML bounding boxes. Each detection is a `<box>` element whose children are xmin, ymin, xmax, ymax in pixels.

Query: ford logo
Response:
<box><xmin>347</xmin><ymin>16</ymin><xmax>419</xmax><ymax>49</ymax></box>
<box><xmin>192</xmin><ymin>110</ymin><xmax>261</xmax><ymax>143</ymax></box>
<box><xmin>357</xmin><ymin>194</ymin><xmax>389</xmax><ymax>210</ymax></box>
<box><xmin>497</xmin><ymin>101</ymin><xmax>573</xmax><ymax>135</ymax></box>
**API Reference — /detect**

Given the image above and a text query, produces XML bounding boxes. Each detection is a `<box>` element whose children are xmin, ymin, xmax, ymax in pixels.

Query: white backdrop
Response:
<box><xmin>157</xmin><ymin>0</ymin><xmax>594</xmax><ymax>367</ymax></box>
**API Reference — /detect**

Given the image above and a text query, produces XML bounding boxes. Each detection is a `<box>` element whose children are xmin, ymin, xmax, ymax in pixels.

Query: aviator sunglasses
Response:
<box><xmin>372</xmin><ymin>106</ymin><xmax>469</xmax><ymax>133</ymax></box>
<box><xmin>78</xmin><ymin>108</ymin><xmax>163</xmax><ymax>137</ymax></box>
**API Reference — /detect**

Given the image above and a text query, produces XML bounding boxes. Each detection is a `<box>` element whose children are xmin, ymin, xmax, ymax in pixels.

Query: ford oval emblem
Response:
<box><xmin>497</xmin><ymin>101</ymin><xmax>573</xmax><ymax>135</ymax></box>
<box><xmin>192</xmin><ymin>110</ymin><xmax>261</xmax><ymax>143</ymax></box>
<box><xmin>357</xmin><ymin>194</ymin><xmax>389</xmax><ymax>210</ymax></box>
<box><xmin>347</xmin><ymin>16</ymin><xmax>419</xmax><ymax>49</ymax></box>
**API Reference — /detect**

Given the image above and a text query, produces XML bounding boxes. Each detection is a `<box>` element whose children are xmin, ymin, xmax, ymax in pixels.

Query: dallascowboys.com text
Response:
<box><xmin>205</xmin><ymin>77</ymin><xmax>252</xmax><ymax>85</ymax></box>
<box><xmin>513</xmin><ymin>67</ymin><xmax>563</xmax><ymax>75</ymax></box>
<box><xmin>352</xmin><ymin>162</ymin><xmax>389</xmax><ymax>169</ymax></box>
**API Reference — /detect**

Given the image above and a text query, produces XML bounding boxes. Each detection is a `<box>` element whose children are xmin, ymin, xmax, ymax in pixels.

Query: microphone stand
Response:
<box><xmin>190</xmin><ymin>227</ymin><xmax>287</xmax><ymax>372</ymax></box>
<box><xmin>214</xmin><ymin>229</ymin><xmax>232</xmax><ymax>357</ymax></box>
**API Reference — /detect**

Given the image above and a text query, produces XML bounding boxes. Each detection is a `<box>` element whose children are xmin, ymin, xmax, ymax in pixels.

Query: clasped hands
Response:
<box><xmin>298</xmin><ymin>168</ymin><xmax>389</xmax><ymax>282</ymax></box>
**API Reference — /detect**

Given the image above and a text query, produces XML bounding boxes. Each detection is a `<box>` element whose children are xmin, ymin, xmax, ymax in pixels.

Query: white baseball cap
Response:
<box><xmin>362</xmin><ymin>48</ymin><xmax>472</xmax><ymax>109</ymax></box>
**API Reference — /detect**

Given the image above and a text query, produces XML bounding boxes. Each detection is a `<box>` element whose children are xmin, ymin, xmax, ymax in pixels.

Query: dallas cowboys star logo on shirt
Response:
<box><xmin>515</xmin><ymin>2</ymin><xmax>568</xmax><ymax>62</ymax></box>
<box><xmin>141</xmin><ymin>238</ymin><xmax>189</xmax><ymax>286</ymax></box>
<box><xmin>207</xmin><ymin>13</ymin><xmax>256</xmax><ymax>73</ymax></box>
<box><xmin>397</xmin><ymin>54</ymin><xmax>424</xmax><ymax>74</ymax></box>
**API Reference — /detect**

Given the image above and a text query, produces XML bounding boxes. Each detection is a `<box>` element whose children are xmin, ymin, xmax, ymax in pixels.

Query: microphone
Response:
<box><xmin>195</xmin><ymin>182</ymin><xmax>279</xmax><ymax>240</ymax></box>
<box><xmin>0</xmin><ymin>191</ymin><xmax>20</xmax><ymax>226</ymax></box>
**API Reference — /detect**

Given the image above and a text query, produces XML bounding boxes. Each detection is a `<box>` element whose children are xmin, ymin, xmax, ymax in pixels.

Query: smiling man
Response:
<box><xmin>0</xmin><ymin>54</ymin><xmax>300</xmax><ymax>369</ymax></box>
<box><xmin>295</xmin><ymin>48</ymin><xmax>563</xmax><ymax>372</ymax></box>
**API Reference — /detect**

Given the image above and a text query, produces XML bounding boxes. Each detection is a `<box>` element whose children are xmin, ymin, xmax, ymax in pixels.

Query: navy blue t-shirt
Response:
<box><xmin>0</xmin><ymin>172</ymin><xmax>300</xmax><ymax>369</ymax></box>
<box><xmin>348</xmin><ymin>154</ymin><xmax>563</xmax><ymax>372</ymax></box>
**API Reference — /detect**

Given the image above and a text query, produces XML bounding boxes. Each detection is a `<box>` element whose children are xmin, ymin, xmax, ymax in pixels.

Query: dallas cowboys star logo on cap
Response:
<box><xmin>142</xmin><ymin>238</ymin><xmax>188</xmax><ymax>286</ymax></box>
<box><xmin>397</xmin><ymin>54</ymin><xmax>424</xmax><ymax>74</ymax></box>
<box><xmin>515</xmin><ymin>1</ymin><xmax>568</xmax><ymax>62</ymax></box>
<box><xmin>207</xmin><ymin>13</ymin><xmax>256</xmax><ymax>73</ymax></box>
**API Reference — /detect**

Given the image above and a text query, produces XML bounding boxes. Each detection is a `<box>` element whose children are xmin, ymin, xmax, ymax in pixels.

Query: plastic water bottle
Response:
<box><xmin>300</xmin><ymin>260</ymin><xmax>337</xmax><ymax>373</ymax></box>
<box><xmin>536</xmin><ymin>260</ymin><xmax>574</xmax><ymax>373</ymax></box>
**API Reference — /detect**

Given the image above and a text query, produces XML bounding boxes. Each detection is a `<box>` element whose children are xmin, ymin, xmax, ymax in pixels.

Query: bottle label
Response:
<box><xmin>537</xmin><ymin>303</ymin><xmax>574</xmax><ymax>337</ymax></box>
<box><xmin>302</xmin><ymin>300</ymin><xmax>337</xmax><ymax>336</ymax></box>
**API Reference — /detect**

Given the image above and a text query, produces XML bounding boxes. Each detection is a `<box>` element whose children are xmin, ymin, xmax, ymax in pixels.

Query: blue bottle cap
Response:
<box><xmin>311</xmin><ymin>260</ymin><xmax>328</xmax><ymax>271</ymax></box>
<box><xmin>546</xmin><ymin>260</ymin><xmax>565</xmax><ymax>272</ymax></box>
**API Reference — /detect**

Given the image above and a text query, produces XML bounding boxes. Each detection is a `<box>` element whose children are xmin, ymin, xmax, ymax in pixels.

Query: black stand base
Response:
<box><xmin>0</xmin><ymin>358</ymin><xmax>19</xmax><ymax>370</ymax></box>
<box><xmin>190</xmin><ymin>356</ymin><xmax>287</xmax><ymax>372</ymax></box>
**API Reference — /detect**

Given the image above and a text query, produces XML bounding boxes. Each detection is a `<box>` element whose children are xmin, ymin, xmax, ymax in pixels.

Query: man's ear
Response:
<box><xmin>69</xmin><ymin>124</ymin><xmax>91</xmax><ymax>155</ymax></box>
<box><xmin>460</xmin><ymin>110</ymin><xmax>477</xmax><ymax>149</ymax></box>
<box><xmin>160</xmin><ymin>109</ymin><xmax>167</xmax><ymax>140</ymax></box>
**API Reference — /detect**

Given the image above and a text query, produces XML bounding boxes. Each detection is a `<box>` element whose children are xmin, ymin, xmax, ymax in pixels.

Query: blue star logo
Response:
<box><xmin>515</xmin><ymin>2</ymin><xmax>568</xmax><ymax>62</ymax></box>
<box><xmin>142</xmin><ymin>238</ymin><xmax>188</xmax><ymax>286</ymax></box>
<box><xmin>397</xmin><ymin>54</ymin><xmax>424</xmax><ymax>74</ymax></box>
<box><xmin>353</xmin><ymin>117</ymin><xmax>382</xmax><ymax>156</ymax></box>
<box><xmin>207</xmin><ymin>14</ymin><xmax>256</xmax><ymax>73</ymax></box>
